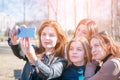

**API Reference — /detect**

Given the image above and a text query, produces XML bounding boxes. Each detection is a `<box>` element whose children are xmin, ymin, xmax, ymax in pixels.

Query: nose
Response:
<box><xmin>72</xmin><ymin>49</ymin><xmax>77</xmax><ymax>54</ymax></box>
<box><xmin>45</xmin><ymin>35</ymin><xmax>50</xmax><ymax>39</ymax></box>
<box><xmin>79</xmin><ymin>31</ymin><xmax>85</xmax><ymax>37</ymax></box>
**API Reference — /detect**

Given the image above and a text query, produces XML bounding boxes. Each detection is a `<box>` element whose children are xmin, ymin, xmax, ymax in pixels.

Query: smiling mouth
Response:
<box><xmin>44</xmin><ymin>42</ymin><xmax>51</xmax><ymax>44</ymax></box>
<box><xmin>71</xmin><ymin>56</ymin><xmax>78</xmax><ymax>58</ymax></box>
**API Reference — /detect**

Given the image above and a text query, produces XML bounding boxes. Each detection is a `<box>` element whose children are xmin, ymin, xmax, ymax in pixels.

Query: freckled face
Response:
<box><xmin>41</xmin><ymin>27</ymin><xmax>57</xmax><ymax>51</ymax></box>
<box><xmin>75</xmin><ymin>24</ymin><xmax>90</xmax><ymax>39</ymax></box>
<box><xmin>69</xmin><ymin>41</ymin><xmax>85</xmax><ymax>66</ymax></box>
<box><xmin>90</xmin><ymin>38</ymin><xmax>107</xmax><ymax>60</ymax></box>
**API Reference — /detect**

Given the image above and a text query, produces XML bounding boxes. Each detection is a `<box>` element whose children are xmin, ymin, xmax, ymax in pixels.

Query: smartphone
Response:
<box><xmin>16</xmin><ymin>27</ymin><xmax>36</xmax><ymax>38</ymax></box>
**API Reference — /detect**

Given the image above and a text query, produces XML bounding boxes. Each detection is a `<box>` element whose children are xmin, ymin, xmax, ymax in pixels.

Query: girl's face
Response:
<box><xmin>69</xmin><ymin>41</ymin><xmax>85</xmax><ymax>66</ymax></box>
<box><xmin>41</xmin><ymin>27</ymin><xmax>57</xmax><ymax>51</ymax></box>
<box><xmin>75</xmin><ymin>24</ymin><xmax>90</xmax><ymax>39</ymax></box>
<box><xmin>90</xmin><ymin>38</ymin><xmax>107</xmax><ymax>61</ymax></box>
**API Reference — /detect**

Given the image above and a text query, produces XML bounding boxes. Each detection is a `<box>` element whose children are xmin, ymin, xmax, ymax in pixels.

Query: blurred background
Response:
<box><xmin>0</xmin><ymin>0</ymin><xmax>120</xmax><ymax>80</ymax></box>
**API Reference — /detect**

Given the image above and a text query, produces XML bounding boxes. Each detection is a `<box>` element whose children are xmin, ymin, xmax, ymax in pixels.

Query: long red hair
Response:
<box><xmin>91</xmin><ymin>31</ymin><xmax>120</xmax><ymax>58</ymax></box>
<box><xmin>36</xmin><ymin>20</ymin><xmax>66</xmax><ymax>59</ymax></box>
<box><xmin>74</xmin><ymin>18</ymin><xmax>98</xmax><ymax>40</ymax></box>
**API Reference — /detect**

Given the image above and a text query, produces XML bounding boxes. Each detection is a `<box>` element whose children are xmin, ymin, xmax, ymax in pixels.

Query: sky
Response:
<box><xmin>0</xmin><ymin>0</ymin><xmax>78</xmax><ymax>30</ymax></box>
<box><xmin>0</xmin><ymin>0</ymin><xmax>47</xmax><ymax>22</ymax></box>
<box><xmin>0</xmin><ymin>0</ymin><xmax>24</xmax><ymax>21</ymax></box>
<box><xmin>0</xmin><ymin>0</ymin><xmax>119</xmax><ymax>31</ymax></box>
<box><xmin>0</xmin><ymin>0</ymin><xmax>120</xmax><ymax>40</ymax></box>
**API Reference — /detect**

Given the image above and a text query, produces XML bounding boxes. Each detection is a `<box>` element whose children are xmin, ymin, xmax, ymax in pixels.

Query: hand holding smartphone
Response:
<box><xmin>16</xmin><ymin>27</ymin><xmax>36</xmax><ymax>38</ymax></box>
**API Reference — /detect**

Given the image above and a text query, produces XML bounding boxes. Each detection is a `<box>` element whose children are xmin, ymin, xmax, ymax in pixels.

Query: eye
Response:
<box><xmin>82</xmin><ymin>31</ymin><xmax>87</xmax><ymax>34</ymax></box>
<box><xmin>95</xmin><ymin>44</ymin><xmax>100</xmax><ymax>47</ymax></box>
<box><xmin>77</xmin><ymin>48</ymin><xmax>82</xmax><ymax>51</ymax></box>
<box><xmin>49</xmin><ymin>33</ymin><xmax>56</xmax><ymax>37</ymax></box>
<box><xmin>69</xmin><ymin>46</ymin><xmax>73</xmax><ymax>51</ymax></box>
<box><xmin>94</xmin><ymin>44</ymin><xmax>101</xmax><ymax>48</ymax></box>
<box><xmin>41</xmin><ymin>32</ymin><xmax>46</xmax><ymax>36</ymax></box>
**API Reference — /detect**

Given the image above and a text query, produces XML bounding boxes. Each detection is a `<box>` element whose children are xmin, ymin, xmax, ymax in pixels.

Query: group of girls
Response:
<box><xmin>8</xmin><ymin>19</ymin><xmax>120</xmax><ymax>80</ymax></box>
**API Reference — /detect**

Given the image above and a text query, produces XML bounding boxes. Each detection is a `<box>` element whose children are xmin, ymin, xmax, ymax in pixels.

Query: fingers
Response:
<box><xmin>21</xmin><ymin>38</ymin><xmax>30</xmax><ymax>53</ymax></box>
<box><xmin>9</xmin><ymin>25</ymin><xmax>21</xmax><ymax>45</ymax></box>
<box><xmin>9</xmin><ymin>24</ymin><xmax>28</xmax><ymax>45</ymax></box>
<box><xmin>10</xmin><ymin>25</ymin><xmax>27</xmax><ymax>37</ymax></box>
<box><xmin>22</xmin><ymin>38</ymin><xmax>37</xmax><ymax>64</ymax></box>
<box><xmin>12</xmin><ymin>25</ymin><xmax>19</xmax><ymax>35</ymax></box>
<box><xmin>25</xmin><ymin>38</ymin><xmax>30</xmax><ymax>50</ymax></box>
<box><xmin>21</xmin><ymin>38</ymin><xmax>25</xmax><ymax>48</ymax></box>
<box><xmin>20</xmin><ymin>38</ymin><xmax>37</xmax><ymax>63</ymax></box>
<box><xmin>10</xmin><ymin>25</ymin><xmax>19</xmax><ymax>38</ymax></box>
<box><xmin>26</xmin><ymin>38</ymin><xmax>31</xmax><ymax>48</ymax></box>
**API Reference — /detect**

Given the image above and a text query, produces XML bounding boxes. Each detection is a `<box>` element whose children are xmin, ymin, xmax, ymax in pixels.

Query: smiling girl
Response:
<box><xmin>62</xmin><ymin>37</ymin><xmax>92</xmax><ymax>80</ymax></box>
<box><xmin>8</xmin><ymin>20</ymin><xmax>67</xmax><ymax>80</ymax></box>
<box><xmin>85</xmin><ymin>31</ymin><xmax>120</xmax><ymax>80</ymax></box>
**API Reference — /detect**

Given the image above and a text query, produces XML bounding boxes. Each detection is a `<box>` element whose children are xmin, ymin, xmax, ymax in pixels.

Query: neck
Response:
<box><xmin>73</xmin><ymin>61</ymin><xmax>84</xmax><ymax>66</ymax></box>
<box><xmin>102</xmin><ymin>54</ymin><xmax>112</xmax><ymax>63</ymax></box>
<box><xmin>45</xmin><ymin>48</ymin><xmax>54</xmax><ymax>52</ymax></box>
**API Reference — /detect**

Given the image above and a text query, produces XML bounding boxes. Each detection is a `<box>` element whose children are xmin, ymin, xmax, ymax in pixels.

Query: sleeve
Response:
<box><xmin>35</xmin><ymin>58</ymin><xmax>68</xmax><ymax>79</ymax></box>
<box><xmin>8</xmin><ymin>38</ymin><xmax>27</xmax><ymax>60</ymax></box>
<box><xmin>85</xmin><ymin>59</ymin><xmax>120</xmax><ymax>80</ymax></box>
<box><xmin>85</xmin><ymin>61</ymin><xmax>98</xmax><ymax>79</ymax></box>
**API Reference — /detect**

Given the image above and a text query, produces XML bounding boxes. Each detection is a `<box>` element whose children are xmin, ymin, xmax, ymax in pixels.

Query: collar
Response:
<box><xmin>102</xmin><ymin>54</ymin><xmax>112</xmax><ymax>63</ymax></box>
<box><xmin>72</xmin><ymin>64</ymin><xmax>85</xmax><ymax>71</ymax></box>
<box><xmin>45</xmin><ymin>52</ymin><xmax>52</xmax><ymax>56</ymax></box>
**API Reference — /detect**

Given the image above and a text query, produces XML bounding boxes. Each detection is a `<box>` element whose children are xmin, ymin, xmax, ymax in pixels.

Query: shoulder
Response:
<box><xmin>111</xmin><ymin>58</ymin><xmax>120</xmax><ymax>64</ymax></box>
<box><xmin>101</xmin><ymin>58</ymin><xmax>120</xmax><ymax>75</ymax></box>
<box><xmin>52</xmin><ymin>57</ymin><xmax>68</xmax><ymax>67</ymax></box>
<box><xmin>104</xmin><ymin>58</ymin><xmax>120</xmax><ymax>70</ymax></box>
<box><xmin>53</xmin><ymin>57</ymin><xmax>68</xmax><ymax>63</ymax></box>
<box><xmin>104</xmin><ymin>58</ymin><xmax>120</xmax><ymax>67</ymax></box>
<box><xmin>62</xmin><ymin>65</ymin><xmax>75</xmax><ymax>76</ymax></box>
